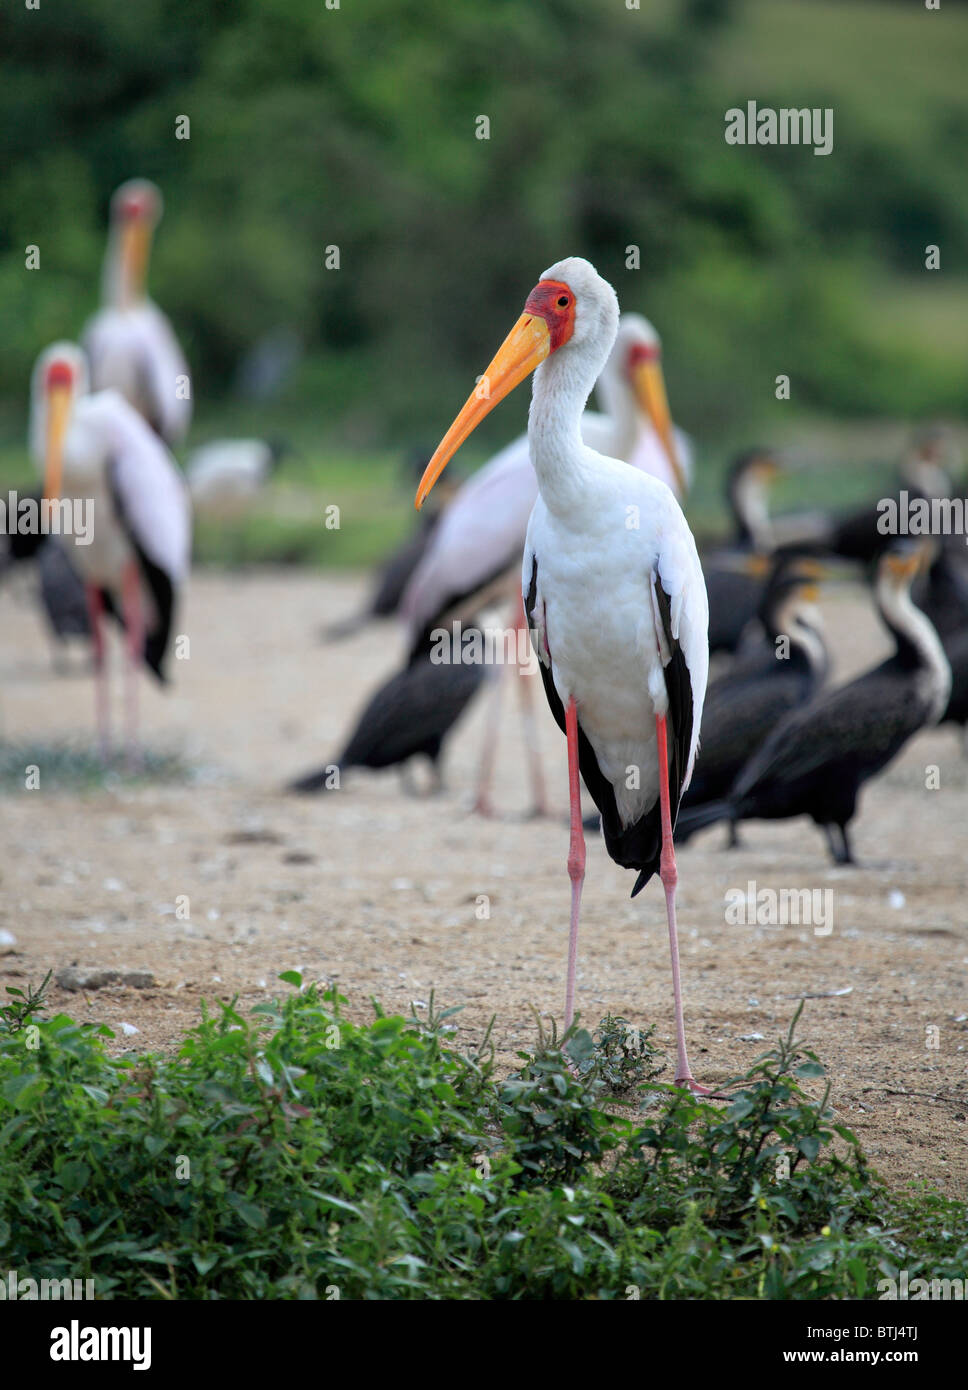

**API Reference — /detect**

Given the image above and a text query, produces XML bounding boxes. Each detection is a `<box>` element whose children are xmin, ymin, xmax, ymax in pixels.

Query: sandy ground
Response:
<box><xmin>1</xmin><ymin>568</ymin><xmax>967</xmax><ymax>1197</ymax></box>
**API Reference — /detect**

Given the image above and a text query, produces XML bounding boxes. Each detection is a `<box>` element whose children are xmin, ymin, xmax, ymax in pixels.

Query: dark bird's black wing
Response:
<box><xmin>289</xmin><ymin>653</ymin><xmax>485</xmax><ymax>792</ymax></box>
<box><xmin>683</xmin><ymin>672</ymin><xmax>809</xmax><ymax>807</ymax></box>
<box><xmin>369</xmin><ymin>512</ymin><xmax>439</xmax><ymax>618</ymax></box>
<box><xmin>941</xmin><ymin>629</ymin><xmax>968</xmax><ymax>727</ymax></box>
<box><xmin>38</xmin><ymin>540</ymin><xmax>91</xmax><ymax>640</ymax></box>
<box><xmin>732</xmin><ymin>667</ymin><xmax>927</xmax><ymax>823</ymax></box>
<box><xmin>704</xmin><ymin>563</ymin><xmax>765</xmax><ymax>653</ymax></box>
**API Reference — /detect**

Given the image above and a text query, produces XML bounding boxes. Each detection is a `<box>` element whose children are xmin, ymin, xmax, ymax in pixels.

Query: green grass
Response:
<box><xmin>1</xmin><ymin>977</ymin><xmax>965</xmax><ymax>1300</ymax></box>
<box><xmin>712</xmin><ymin>0</ymin><xmax>968</xmax><ymax>134</ymax></box>
<box><xmin>0</xmin><ymin>741</ymin><xmax>197</xmax><ymax>794</ymax></box>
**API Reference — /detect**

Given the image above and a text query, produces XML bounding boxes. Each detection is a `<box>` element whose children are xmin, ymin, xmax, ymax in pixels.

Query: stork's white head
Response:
<box><xmin>536</xmin><ymin>256</ymin><xmax>620</xmax><ymax>361</ymax></box>
<box><xmin>416</xmin><ymin>256</ymin><xmax>622</xmax><ymax>508</ymax></box>
<box><xmin>105</xmin><ymin>178</ymin><xmax>163</xmax><ymax>308</ymax></box>
<box><xmin>29</xmin><ymin>342</ymin><xmax>88</xmax><ymax>500</ymax></box>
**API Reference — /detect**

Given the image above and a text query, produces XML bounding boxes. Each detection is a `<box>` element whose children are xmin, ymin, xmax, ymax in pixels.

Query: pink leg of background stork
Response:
<box><xmin>474</xmin><ymin>597</ymin><xmax>550</xmax><ymax>818</ymax></box>
<box><xmin>514</xmin><ymin>595</ymin><xmax>550</xmax><ymax>818</ymax></box>
<box><xmin>85</xmin><ymin>585</ymin><xmax>110</xmax><ymax>763</ymax></box>
<box><xmin>472</xmin><ymin>663</ymin><xmax>504</xmax><ymax>817</ymax></box>
<box><xmin>655</xmin><ymin>713</ymin><xmax>708</xmax><ymax>1094</ymax></box>
<box><xmin>122</xmin><ymin>561</ymin><xmax>143</xmax><ymax>773</ymax></box>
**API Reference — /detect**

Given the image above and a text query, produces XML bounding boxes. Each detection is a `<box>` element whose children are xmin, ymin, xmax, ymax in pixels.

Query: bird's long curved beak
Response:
<box><xmin>631</xmin><ymin>358</ymin><xmax>685</xmax><ymax>496</ymax></box>
<box><xmin>44</xmin><ymin>384</ymin><xmax>72</xmax><ymax>502</ymax></box>
<box><xmin>416</xmin><ymin>313</ymin><xmax>551</xmax><ymax>509</ymax></box>
<box><xmin>119</xmin><ymin>218</ymin><xmax>152</xmax><ymax>304</ymax></box>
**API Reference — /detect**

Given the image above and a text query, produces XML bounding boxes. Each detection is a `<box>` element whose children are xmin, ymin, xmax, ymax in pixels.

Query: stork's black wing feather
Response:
<box><xmin>106</xmin><ymin>458</ymin><xmax>175</xmax><ymax>683</ymax></box>
<box><xmin>651</xmin><ymin>574</ymin><xmax>693</xmax><ymax>823</ymax></box>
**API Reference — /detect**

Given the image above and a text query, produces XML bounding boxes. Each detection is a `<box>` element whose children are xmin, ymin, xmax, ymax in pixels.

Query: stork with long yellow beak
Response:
<box><xmin>397</xmin><ymin>311</ymin><xmax>691</xmax><ymax>818</ymax></box>
<box><xmin>82</xmin><ymin>179</ymin><xmax>192</xmax><ymax>447</ymax></box>
<box><xmin>416</xmin><ymin>258</ymin><xmax>711</xmax><ymax>1092</ymax></box>
<box><xmin>31</xmin><ymin>342</ymin><xmax>192</xmax><ymax>768</ymax></box>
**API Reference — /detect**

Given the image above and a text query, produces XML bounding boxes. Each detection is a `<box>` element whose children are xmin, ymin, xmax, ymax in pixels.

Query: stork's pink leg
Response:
<box><xmin>472</xmin><ymin>665</ymin><xmax>505</xmax><ymax>817</ymax></box>
<box><xmin>515</xmin><ymin>595</ymin><xmax>550</xmax><ymax>818</ymax></box>
<box><xmin>85</xmin><ymin>585</ymin><xmax>110</xmax><ymax>764</ymax></box>
<box><xmin>121</xmin><ymin>561</ymin><xmax>143</xmax><ymax>773</ymax></box>
<box><xmin>655</xmin><ymin>714</ymin><xmax>708</xmax><ymax>1094</ymax></box>
<box><xmin>564</xmin><ymin>696</ymin><xmax>585</xmax><ymax>1029</ymax></box>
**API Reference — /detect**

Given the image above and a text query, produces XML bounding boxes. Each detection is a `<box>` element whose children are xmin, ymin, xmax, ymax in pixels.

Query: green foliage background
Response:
<box><xmin>0</xmin><ymin>0</ymin><xmax>965</xmax><ymax>461</ymax></box>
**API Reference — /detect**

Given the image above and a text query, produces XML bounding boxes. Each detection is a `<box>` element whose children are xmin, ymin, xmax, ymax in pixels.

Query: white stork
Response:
<box><xmin>185</xmin><ymin>438</ymin><xmax>282</xmax><ymax>518</ymax></box>
<box><xmin>31</xmin><ymin>342</ymin><xmax>192</xmax><ymax>767</ymax></box>
<box><xmin>415</xmin><ymin>258</ymin><xmax>710</xmax><ymax>1092</ymax></box>
<box><xmin>401</xmin><ymin>312</ymin><xmax>692</xmax><ymax>817</ymax></box>
<box><xmin>82</xmin><ymin>179</ymin><xmax>192</xmax><ymax>447</ymax></box>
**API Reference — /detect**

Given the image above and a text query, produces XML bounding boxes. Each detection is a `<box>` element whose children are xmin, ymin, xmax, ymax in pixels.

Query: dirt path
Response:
<box><xmin>2</xmin><ymin>569</ymin><xmax>967</xmax><ymax>1196</ymax></box>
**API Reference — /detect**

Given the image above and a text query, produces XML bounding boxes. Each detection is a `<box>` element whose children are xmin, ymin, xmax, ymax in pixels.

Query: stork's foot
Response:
<box><xmin>472</xmin><ymin>795</ymin><xmax>497</xmax><ymax>819</ymax></box>
<box><xmin>674</xmin><ymin>1074</ymin><xmax>711</xmax><ymax>1094</ymax></box>
<box><xmin>674</xmin><ymin>1074</ymin><xmax>730</xmax><ymax>1100</ymax></box>
<box><xmin>522</xmin><ymin>801</ymin><xmax>553</xmax><ymax>821</ymax></box>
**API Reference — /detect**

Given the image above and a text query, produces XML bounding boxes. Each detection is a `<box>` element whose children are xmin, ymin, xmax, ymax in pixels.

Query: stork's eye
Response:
<box><xmin>557</xmin><ymin>295</ymin><xmax>569</xmax><ymax>309</ymax></box>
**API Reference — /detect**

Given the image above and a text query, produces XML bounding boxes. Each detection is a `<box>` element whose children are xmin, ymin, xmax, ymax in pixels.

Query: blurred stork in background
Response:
<box><xmin>82</xmin><ymin>179</ymin><xmax>192</xmax><ymax>448</ymax></box>
<box><xmin>31</xmin><ymin>342</ymin><xmax>192</xmax><ymax>768</ymax></box>
<box><xmin>185</xmin><ymin>437</ymin><xmax>289</xmax><ymax>519</ymax></box>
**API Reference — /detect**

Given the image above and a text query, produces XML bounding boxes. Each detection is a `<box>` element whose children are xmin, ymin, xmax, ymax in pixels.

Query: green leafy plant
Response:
<box><xmin>1</xmin><ymin>969</ymin><xmax>52</xmax><ymax>1036</ymax></box>
<box><xmin>0</xmin><ymin>978</ymin><xmax>964</xmax><ymax>1300</ymax></box>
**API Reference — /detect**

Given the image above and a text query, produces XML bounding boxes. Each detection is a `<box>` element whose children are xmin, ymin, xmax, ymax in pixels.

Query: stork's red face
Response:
<box><xmin>627</xmin><ymin>341</ymin><xmax>659</xmax><ymax>372</ymax></box>
<box><xmin>415</xmin><ymin>278</ymin><xmax>577</xmax><ymax>509</ymax></box>
<box><xmin>46</xmin><ymin>360</ymin><xmax>75</xmax><ymax>393</ymax></box>
<box><xmin>523</xmin><ymin>280</ymin><xmax>576</xmax><ymax>352</ymax></box>
<box><xmin>117</xmin><ymin>191</ymin><xmax>155</xmax><ymax>222</ymax></box>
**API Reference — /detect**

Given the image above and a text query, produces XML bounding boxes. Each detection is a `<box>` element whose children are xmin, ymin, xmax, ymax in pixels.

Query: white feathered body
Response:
<box><xmin>524</xmin><ymin>447</ymin><xmax>707</xmax><ymax>830</ymax></box>
<box><xmin>186</xmin><ymin>439</ymin><xmax>274</xmax><ymax>516</ymax></box>
<box><xmin>402</xmin><ymin>412</ymin><xmax>691</xmax><ymax>641</ymax></box>
<box><xmin>83</xmin><ymin>300</ymin><xmax>191</xmax><ymax>446</ymax></box>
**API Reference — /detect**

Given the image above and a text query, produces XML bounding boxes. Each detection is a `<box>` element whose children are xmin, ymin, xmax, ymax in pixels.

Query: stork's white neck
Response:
<box><xmin>528</xmin><ymin>341</ymin><xmax>607</xmax><ymax>515</ymax></box>
<box><xmin>593</xmin><ymin>355</ymin><xmax>639</xmax><ymax>461</ymax></box>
